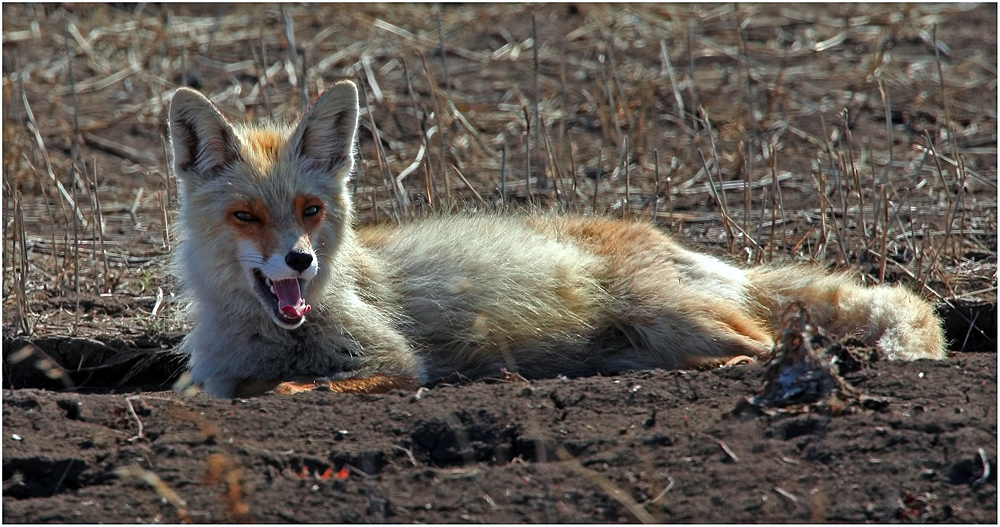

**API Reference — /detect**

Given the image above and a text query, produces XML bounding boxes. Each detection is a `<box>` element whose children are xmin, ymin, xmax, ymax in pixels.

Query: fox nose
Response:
<box><xmin>285</xmin><ymin>250</ymin><xmax>314</xmax><ymax>273</ymax></box>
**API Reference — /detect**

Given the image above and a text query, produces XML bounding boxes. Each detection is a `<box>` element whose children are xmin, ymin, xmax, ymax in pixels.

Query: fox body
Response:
<box><xmin>169</xmin><ymin>81</ymin><xmax>945</xmax><ymax>398</ymax></box>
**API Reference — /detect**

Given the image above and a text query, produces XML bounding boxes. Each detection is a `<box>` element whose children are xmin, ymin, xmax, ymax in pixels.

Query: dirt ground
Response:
<box><xmin>2</xmin><ymin>3</ymin><xmax>997</xmax><ymax>523</ymax></box>
<box><xmin>2</xmin><ymin>353</ymin><xmax>997</xmax><ymax>523</ymax></box>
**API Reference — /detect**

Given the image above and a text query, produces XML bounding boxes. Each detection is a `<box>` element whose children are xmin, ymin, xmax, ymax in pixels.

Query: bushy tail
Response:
<box><xmin>746</xmin><ymin>265</ymin><xmax>946</xmax><ymax>360</ymax></box>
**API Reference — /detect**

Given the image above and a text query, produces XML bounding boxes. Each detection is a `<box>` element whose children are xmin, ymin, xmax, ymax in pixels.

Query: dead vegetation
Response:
<box><xmin>1</xmin><ymin>9</ymin><xmax>993</xmax><ymax>520</ymax></box>
<box><xmin>3</xmin><ymin>4</ymin><xmax>995</xmax><ymax>358</ymax></box>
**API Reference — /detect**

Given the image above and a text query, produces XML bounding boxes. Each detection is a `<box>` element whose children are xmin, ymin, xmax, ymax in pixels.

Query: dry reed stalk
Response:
<box><xmin>812</xmin><ymin>168</ymin><xmax>839</xmax><ymax>265</ymax></box>
<box><xmin>623</xmin><ymin>135</ymin><xmax>630</xmax><ymax>219</ymax></box>
<box><xmin>89</xmin><ymin>160</ymin><xmax>111</xmax><ymax>294</ymax></box>
<box><xmin>835</xmin><ymin>150</ymin><xmax>852</xmax><ymax>267</ymax></box>
<box><xmin>879</xmin><ymin>184</ymin><xmax>889</xmax><ymax>284</ymax></box>
<box><xmin>736</xmin><ymin>21</ymin><xmax>755</xmax><ymax>241</ymax></box>
<box><xmin>361</xmin><ymin>54</ymin><xmax>382</xmax><ymax>104</ymax></box>
<box><xmin>449</xmin><ymin>165</ymin><xmax>487</xmax><ymax>206</ymax></box>
<box><xmin>554</xmin><ymin>446</ymin><xmax>656</xmax><ymax>524</ymax></box>
<box><xmin>593</xmin><ymin>150</ymin><xmax>602</xmax><ymax>213</ymax></box>
<box><xmin>158</xmin><ymin>190</ymin><xmax>171</xmax><ymax>251</ymax></box>
<box><xmin>755</xmin><ymin>187</ymin><xmax>768</xmax><ymax>265</ymax></box>
<box><xmin>500</xmin><ymin>143</ymin><xmax>507</xmax><ymax>205</ymax></box>
<box><xmin>597</xmin><ymin>36</ymin><xmax>621</xmax><ymax>146</ymax></box>
<box><xmin>17</xmin><ymin>63</ymin><xmax>83</xmax><ymax>227</ymax></box>
<box><xmin>557</xmin><ymin>39</ymin><xmax>568</xmax><ymax>182</ymax></box>
<box><xmin>447</xmin><ymin>99</ymin><xmax>500</xmax><ymax>159</ymax></box>
<box><xmin>699</xmin><ymin>149</ymin><xmax>735</xmax><ymax>250</ymax></box>
<box><xmin>568</xmin><ymin>135</ymin><xmax>579</xmax><ymax>214</ymax></box>
<box><xmin>12</xmin><ymin>189</ymin><xmax>31</xmax><ymax>334</ymax></box>
<box><xmin>280</xmin><ymin>6</ymin><xmax>306</xmax><ymax>111</ymax></box>
<box><xmin>359</xmin><ymin>78</ymin><xmax>402</xmax><ymax>219</ymax></box>
<box><xmin>434</xmin><ymin>9</ymin><xmax>451</xmax><ymax>92</ymax></box>
<box><xmin>540</xmin><ymin>119</ymin><xmax>566</xmax><ymax>209</ymax></box>
<box><xmin>768</xmin><ymin>147</ymin><xmax>779</xmax><ymax>262</ymax></box>
<box><xmin>204</xmin><ymin>453</ymin><xmax>251</xmax><ymax>522</ymax></box>
<box><xmin>877</xmin><ymin>79</ymin><xmax>894</xmax><ymax>182</ymax></box>
<box><xmin>522</xmin><ymin>104</ymin><xmax>532</xmax><ymax>205</ymax></box>
<box><xmin>254</xmin><ymin>28</ymin><xmax>274</xmax><ymax>118</ymax></box>
<box><xmin>845</xmin><ymin>110</ymin><xmax>870</xmax><ymax>258</ymax></box>
<box><xmin>417</xmin><ymin>50</ymin><xmax>450</xmax><ymax>200</ymax></box>
<box><xmin>117</xmin><ymin>466</ymin><xmax>191</xmax><ymax>523</ymax></box>
<box><xmin>659</xmin><ymin>39</ymin><xmax>685</xmax><ymax>129</ymax></box>
<box><xmin>401</xmin><ymin>57</ymin><xmax>435</xmax><ymax>206</ymax></box>
<box><xmin>422</xmin><ymin>147</ymin><xmax>436</xmax><ymax>209</ymax></box>
<box><xmin>363</xmin><ymin>14</ymin><xmax>486</xmax><ymax>63</ymax></box>
<box><xmin>933</xmin><ymin>24</ymin><xmax>963</xmax><ymax>201</ymax></box>
<box><xmin>72</xmin><ymin>160</ymin><xmax>81</xmax><ymax>331</ymax></box>
<box><xmin>531</xmin><ymin>14</ymin><xmax>544</xmax><ymax>191</ymax></box>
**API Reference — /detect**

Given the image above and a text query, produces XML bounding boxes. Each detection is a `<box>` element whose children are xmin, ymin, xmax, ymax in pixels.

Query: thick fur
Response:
<box><xmin>169</xmin><ymin>81</ymin><xmax>946</xmax><ymax>398</ymax></box>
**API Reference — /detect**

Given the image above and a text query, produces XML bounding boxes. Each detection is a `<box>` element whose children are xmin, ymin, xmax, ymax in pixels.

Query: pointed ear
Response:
<box><xmin>287</xmin><ymin>81</ymin><xmax>359</xmax><ymax>181</ymax></box>
<box><xmin>168</xmin><ymin>88</ymin><xmax>242</xmax><ymax>185</ymax></box>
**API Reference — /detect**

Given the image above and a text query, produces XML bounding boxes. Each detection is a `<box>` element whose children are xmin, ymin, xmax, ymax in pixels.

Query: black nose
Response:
<box><xmin>285</xmin><ymin>250</ymin><xmax>314</xmax><ymax>272</ymax></box>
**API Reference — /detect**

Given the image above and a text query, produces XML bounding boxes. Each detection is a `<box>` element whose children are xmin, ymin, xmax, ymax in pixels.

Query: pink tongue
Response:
<box><xmin>273</xmin><ymin>278</ymin><xmax>312</xmax><ymax>318</ymax></box>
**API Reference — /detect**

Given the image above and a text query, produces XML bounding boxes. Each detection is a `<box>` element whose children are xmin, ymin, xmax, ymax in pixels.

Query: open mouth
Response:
<box><xmin>252</xmin><ymin>269</ymin><xmax>312</xmax><ymax>327</ymax></box>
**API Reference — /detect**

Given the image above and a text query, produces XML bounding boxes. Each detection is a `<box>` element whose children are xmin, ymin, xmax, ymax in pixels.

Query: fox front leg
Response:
<box><xmin>236</xmin><ymin>375</ymin><xmax>421</xmax><ymax>397</ymax></box>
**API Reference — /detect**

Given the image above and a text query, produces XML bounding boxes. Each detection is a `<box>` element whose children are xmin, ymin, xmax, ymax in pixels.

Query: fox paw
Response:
<box><xmin>723</xmin><ymin>355</ymin><xmax>756</xmax><ymax>367</ymax></box>
<box><xmin>274</xmin><ymin>375</ymin><xmax>421</xmax><ymax>395</ymax></box>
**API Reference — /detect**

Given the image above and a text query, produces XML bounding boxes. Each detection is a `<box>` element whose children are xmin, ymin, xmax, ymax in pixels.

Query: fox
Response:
<box><xmin>168</xmin><ymin>80</ymin><xmax>946</xmax><ymax>399</ymax></box>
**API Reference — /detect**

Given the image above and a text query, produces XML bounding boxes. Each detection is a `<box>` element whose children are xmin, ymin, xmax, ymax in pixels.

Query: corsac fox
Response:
<box><xmin>168</xmin><ymin>81</ymin><xmax>946</xmax><ymax>399</ymax></box>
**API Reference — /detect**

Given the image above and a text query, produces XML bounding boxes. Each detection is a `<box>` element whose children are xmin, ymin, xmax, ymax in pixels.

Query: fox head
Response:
<box><xmin>169</xmin><ymin>81</ymin><xmax>359</xmax><ymax>330</ymax></box>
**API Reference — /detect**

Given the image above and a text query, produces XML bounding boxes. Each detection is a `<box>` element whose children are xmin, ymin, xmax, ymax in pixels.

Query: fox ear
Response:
<box><xmin>168</xmin><ymin>88</ymin><xmax>242</xmax><ymax>185</ymax></box>
<box><xmin>288</xmin><ymin>81</ymin><xmax>359</xmax><ymax>181</ymax></box>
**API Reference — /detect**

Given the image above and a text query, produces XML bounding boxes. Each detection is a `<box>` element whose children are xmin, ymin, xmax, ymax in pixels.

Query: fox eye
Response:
<box><xmin>233</xmin><ymin>211</ymin><xmax>258</xmax><ymax>222</ymax></box>
<box><xmin>303</xmin><ymin>205</ymin><xmax>322</xmax><ymax>217</ymax></box>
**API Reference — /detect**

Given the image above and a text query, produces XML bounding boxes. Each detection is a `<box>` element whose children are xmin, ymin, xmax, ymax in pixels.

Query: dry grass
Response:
<box><xmin>2</xmin><ymin>3</ymin><xmax>996</xmax><ymax>346</ymax></box>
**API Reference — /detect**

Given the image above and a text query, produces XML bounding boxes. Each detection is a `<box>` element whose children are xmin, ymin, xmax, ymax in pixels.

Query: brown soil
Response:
<box><xmin>2</xmin><ymin>352</ymin><xmax>996</xmax><ymax>523</ymax></box>
<box><xmin>2</xmin><ymin>3</ymin><xmax>996</xmax><ymax>523</ymax></box>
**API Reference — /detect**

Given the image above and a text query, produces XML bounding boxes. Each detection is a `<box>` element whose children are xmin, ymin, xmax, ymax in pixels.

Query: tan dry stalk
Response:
<box><xmin>522</xmin><ymin>104</ymin><xmax>532</xmax><ymax>205</ymax></box>
<box><xmin>531</xmin><ymin>14</ymin><xmax>543</xmax><ymax>190</ymax></box>
<box><xmin>623</xmin><ymin>135</ymin><xmax>630</xmax><ymax>220</ymax></box>
<box><xmin>500</xmin><ymin>143</ymin><xmax>508</xmax><ymax>206</ymax></box>
<box><xmin>554</xmin><ymin>446</ymin><xmax>656</xmax><ymax>524</ymax></box>
<box><xmin>13</xmin><ymin>190</ymin><xmax>31</xmax><ymax>334</ymax></box>
<box><xmin>593</xmin><ymin>150</ymin><xmax>602</xmax><ymax>214</ymax></box>
<box><xmin>90</xmin><ymin>159</ymin><xmax>111</xmax><ymax>293</ymax></box>
<box><xmin>359</xmin><ymin>78</ymin><xmax>402</xmax><ymax>219</ymax></box>
<box><xmin>540</xmin><ymin>119</ymin><xmax>565</xmax><ymax>209</ymax></box>
<box><xmin>879</xmin><ymin>185</ymin><xmax>889</xmax><ymax>284</ymax></box>
<box><xmin>449</xmin><ymin>165</ymin><xmax>487</xmax><ymax>206</ymax></box>
<box><xmin>651</xmin><ymin>150</ymin><xmax>660</xmax><ymax>221</ymax></box>
<box><xmin>417</xmin><ymin>50</ymin><xmax>451</xmax><ymax>200</ymax></box>
<box><xmin>117</xmin><ymin>466</ymin><xmax>191</xmax><ymax>523</ymax></box>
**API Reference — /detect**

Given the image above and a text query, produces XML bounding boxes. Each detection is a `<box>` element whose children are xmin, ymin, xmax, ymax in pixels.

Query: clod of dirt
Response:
<box><xmin>409</xmin><ymin>410</ymin><xmax>518</xmax><ymax>466</ymax></box>
<box><xmin>948</xmin><ymin>448</ymin><xmax>996</xmax><ymax>489</ymax></box>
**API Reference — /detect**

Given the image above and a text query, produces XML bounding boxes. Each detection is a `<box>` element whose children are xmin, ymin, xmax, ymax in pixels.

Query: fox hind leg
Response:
<box><xmin>617</xmin><ymin>301</ymin><xmax>775</xmax><ymax>370</ymax></box>
<box><xmin>564</xmin><ymin>218</ymin><xmax>776</xmax><ymax>371</ymax></box>
<box><xmin>602</xmin><ymin>265</ymin><xmax>775</xmax><ymax>371</ymax></box>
